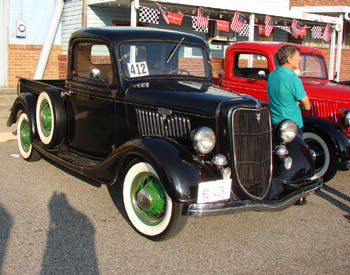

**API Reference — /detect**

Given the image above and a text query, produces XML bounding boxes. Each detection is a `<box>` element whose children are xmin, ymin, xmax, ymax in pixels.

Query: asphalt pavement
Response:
<box><xmin>0</xmin><ymin>117</ymin><xmax>350</xmax><ymax>274</ymax></box>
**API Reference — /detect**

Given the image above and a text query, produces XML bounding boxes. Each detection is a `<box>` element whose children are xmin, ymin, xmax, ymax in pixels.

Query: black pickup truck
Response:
<box><xmin>7</xmin><ymin>27</ymin><xmax>321</xmax><ymax>241</ymax></box>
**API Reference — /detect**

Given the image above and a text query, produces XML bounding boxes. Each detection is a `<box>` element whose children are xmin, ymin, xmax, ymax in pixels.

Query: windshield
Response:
<box><xmin>275</xmin><ymin>52</ymin><xmax>328</xmax><ymax>79</ymax></box>
<box><xmin>118</xmin><ymin>41</ymin><xmax>210</xmax><ymax>79</ymax></box>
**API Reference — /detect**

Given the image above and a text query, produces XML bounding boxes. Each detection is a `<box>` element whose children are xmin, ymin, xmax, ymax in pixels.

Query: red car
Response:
<box><xmin>217</xmin><ymin>41</ymin><xmax>350</xmax><ymax>182</ymax></box>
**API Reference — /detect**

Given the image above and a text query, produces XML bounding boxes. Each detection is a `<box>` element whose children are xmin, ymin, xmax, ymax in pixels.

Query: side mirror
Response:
<box><xmin>90</xmin><ymin>68</ymin><xmax>101</xmax><ymax>81</ymax></box>
<box><xmin>258</xmin><ymin>70</ymin><xmax>266</xmax><ymax>79</ymax></box>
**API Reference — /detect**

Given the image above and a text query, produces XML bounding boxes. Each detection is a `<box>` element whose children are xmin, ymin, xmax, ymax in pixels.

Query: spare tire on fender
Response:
<box><xmin>36</xmin><ymin>88</ymin><xmax>66</xmax><ymax>148</ymax></box>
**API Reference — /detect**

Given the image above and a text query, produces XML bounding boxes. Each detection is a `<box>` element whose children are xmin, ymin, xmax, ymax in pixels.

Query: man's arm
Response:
<box><xmin>299</xmin><ymin>96</ymin><xmax>311</xmax><ymax>110</ymax></box>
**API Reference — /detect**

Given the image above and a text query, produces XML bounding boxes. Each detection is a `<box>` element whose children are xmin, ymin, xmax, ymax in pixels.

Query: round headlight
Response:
<box><xmin>343</xmin><ymin>110</ymin><xmax>350</xmax><ymax>128</ymax></box>
<box><xmin>278</xmin><ymin>120</ymin><xmax>298</xmax><ymax>144</ymax></box>
<box><xmin>192</xmin><ymin>127</ymin><xmax>216</xmax><ymax>154</ymax></box>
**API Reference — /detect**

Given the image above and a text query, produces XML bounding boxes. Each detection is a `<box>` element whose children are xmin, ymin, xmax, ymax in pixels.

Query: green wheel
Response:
<box><xmin>35</xmin><ymin>90</ymin><xmax>66</xmax><ymax>148</ymax></box>
<box><xmin>17</xmin><ymin>112</ymin><xmax>41</xmax><ymax>161</ymax></box>
<box><xmin>123</xmin><ymin>162</ymin><xmax>186</xmax><ymax>241</ymax></box>
<box><xmin>36</xmin><ymin>92</ymin><xmax>54</xmax><ymax>145</ymax></box>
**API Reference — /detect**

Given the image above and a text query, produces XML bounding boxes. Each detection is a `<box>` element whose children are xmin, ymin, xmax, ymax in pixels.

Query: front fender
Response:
<box><xmin>84</xmin><ymin>137</ymin><xmax>214</xmax><ymax>203</ymax></box>
<box><xmin>303</xmin><ymin>117</ymin><xmax>350</xmax><ymax>159</ymax></box>
<box><xmin>7</xmin><ymin>93</ymin><xmax>38</xmax><ymax>140</ymax></box>
<box><xmin>272</xmin><ymin>135</ymin><xmax>314</xmax><ymax>185</ymax></box>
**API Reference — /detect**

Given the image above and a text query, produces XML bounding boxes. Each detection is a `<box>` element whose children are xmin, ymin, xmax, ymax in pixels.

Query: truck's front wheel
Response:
<box><xmin>303</xmin><ymin>131</ymin><xmax>337</xmax><ymax>182</ymax></box>
<box><xmin>122</xmin><ymin>162</ymin><xmax>186</xmax><ymax>241</ymax></box>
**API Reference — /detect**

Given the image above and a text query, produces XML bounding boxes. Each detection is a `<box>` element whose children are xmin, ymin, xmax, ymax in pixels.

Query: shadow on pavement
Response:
<box><xmin>317</xmin><ymin>184</ymin><xmax>350</xmax><ymax>221</ymax></box>
<box><xmin>107</xmin><ymin>180</ymin><xmax>129</xmax><ymax>223</ymax></box>
<box><xmin>40</xmin><ymin>192</ymin><xmax>99</xmax><ymax>275</ymax></box>
<box><xmin>44</xmin><ymin>157</ymin><xmax>102</xmax><ymax>188</ymax></box>
<box><xmin>0</xmin><ymin>203</ymin><xmax>13</xmax><ymax>274</ymax></box>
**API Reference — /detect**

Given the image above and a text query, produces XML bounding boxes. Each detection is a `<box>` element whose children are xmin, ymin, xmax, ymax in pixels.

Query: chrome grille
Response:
<box><xmin>232</xmin><ymin>107</ymin><xmax>272</xmax><ymax>199</ymax></box>
<box><xmin>136</xmin><ymin>107</ymin><xmax>191</xmax><ymax>139</ymax></box>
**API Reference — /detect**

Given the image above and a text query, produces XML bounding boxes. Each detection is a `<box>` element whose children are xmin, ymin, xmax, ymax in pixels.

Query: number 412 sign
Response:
<box><xmin>127</xmin><ymin>62</ymin><xmax>149</xmax><ymax>78</ymax></box>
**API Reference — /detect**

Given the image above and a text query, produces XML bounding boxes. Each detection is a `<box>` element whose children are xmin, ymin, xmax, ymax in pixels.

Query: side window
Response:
<box><xmin>234</xmin><ymin>53</ymin><xmax>269</xmax><ymax>80</ymax></box>
<box><xmin>74</xmin><ymin>42</ymin><xmax>113</xmax><ymax>84</ymax></box>
<box><xmin>299</xmin><ymin>54</ymin><xmax>327</xmax><ymax>79</ymax></box>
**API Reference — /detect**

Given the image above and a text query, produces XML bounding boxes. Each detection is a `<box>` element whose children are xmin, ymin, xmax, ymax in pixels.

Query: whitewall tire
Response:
<box><xmin>303</xmin><ymin>131</ymin><xmax>337</xmax><ymax>182</ymax></box>
<box><xmin>17</xmin><ymin>112</ymin><xmax>41</xmax><ymax>161</ymax></box>
<box><xmin>122</xmin><ymin>162</ymin><xmax>185</xmax><ymax>240</ymax></box>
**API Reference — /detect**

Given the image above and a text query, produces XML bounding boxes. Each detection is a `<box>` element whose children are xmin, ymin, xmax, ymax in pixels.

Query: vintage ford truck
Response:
<box><xmin>216</xmin><ymin>41</ymin><xmax>350</xmax><ymax>182</ymax></box>
<box><xmin>7</xmin><ymin>27</ymin><xmax>321</xmax><ymax>240</ymax></box>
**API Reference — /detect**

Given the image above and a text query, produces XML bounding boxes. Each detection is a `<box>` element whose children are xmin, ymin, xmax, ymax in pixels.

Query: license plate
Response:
<box><xmin>197</xmin><ymin>179</ymin><xmax>232</xmax><ymax>204</ymax></box>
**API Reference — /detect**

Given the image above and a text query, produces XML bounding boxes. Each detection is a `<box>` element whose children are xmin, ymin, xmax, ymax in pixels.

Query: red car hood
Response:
<box><xmin>302</xmin><ymin>79</ymin><xmax>350</xmax><ymax>104</ymax></box>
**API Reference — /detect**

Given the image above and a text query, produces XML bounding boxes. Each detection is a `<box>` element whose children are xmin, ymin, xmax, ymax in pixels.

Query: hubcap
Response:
<box><xmin>137</xmin><ymin>189</ymin><xmax>152</xmax><ymax>210</ymax></box>
<box><xmin>306</xmin><ymin>140</ymin><xmax>325</xmax><ymax>173</ymax></box>
<box><xmin>20</xmin><ymin>119</ymin><xmax>31</xmax><ymax>152</ymax></box>
<box><xmin>40</xmin><ymin>101</ymin><xmax>52</xmax><ymax>136</ymax></box>
<box><xmin>131</xmin><ymin>173</ymin><xmax>166</xmax><ymax>225</ymax></box>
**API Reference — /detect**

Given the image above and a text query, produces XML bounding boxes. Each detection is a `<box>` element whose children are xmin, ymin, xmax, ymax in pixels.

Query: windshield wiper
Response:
<box><xmin>166</xmin><ymin>37</ymin><xmax>184</xmax><ymax>64</ymax></box>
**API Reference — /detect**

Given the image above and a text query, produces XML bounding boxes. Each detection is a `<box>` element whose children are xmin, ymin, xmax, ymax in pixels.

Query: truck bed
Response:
<box><xmin>18</xmin><ymin>78</ymin><xmax>66</xmax><ymax>95</ymax></box>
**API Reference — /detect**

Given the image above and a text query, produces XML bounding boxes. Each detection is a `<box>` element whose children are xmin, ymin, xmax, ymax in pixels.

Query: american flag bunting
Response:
<box><xmin>196</xmin><ymin>7</ymin><xmax>209</xmax><ymax>29</ymax></box>
<box><xmin>156</xmin><ymin>2</ymin><xmax>169</xmax><ymax>24</ymax></box>
<box><xmin>322</xmin><ymin>24</ymin><xmax>333</xmax><ymax>42</ymax></box>
<box><xmin>192</xmin><ymin>16</ymin><xmax>208</xmax><ymax>33</ymax></box>
<box><xmin>291</xmin><ymin>19</ymin><xmax>302</xmax><ymax>39</ymax></box>
<box><xmin>265</xmin><ymin>15</ymin><xmax>274</xmax><ymax>37</ymax></box>
<box><xmin>231</xmin><ymin>12</ymin><xmax>244</xmax><ymax>33</ymax></box>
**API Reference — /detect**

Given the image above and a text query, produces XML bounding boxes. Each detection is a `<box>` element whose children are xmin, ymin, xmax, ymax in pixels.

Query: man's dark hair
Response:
<box><xmin>277</xmin><ymin>45</ymin><xmax>300</xmax><ymax>66</ymax></box>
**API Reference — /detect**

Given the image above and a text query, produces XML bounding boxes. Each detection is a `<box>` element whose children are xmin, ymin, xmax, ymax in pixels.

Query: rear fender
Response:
<box><xmin>7</xmin><ymin>93</ymin><xmax>38</xmax><ymax>140</ymax></box>
<box><xmin>303</xmin><ymin>117</ymin><xmax>350</xmax><ymax>159</ymax></box>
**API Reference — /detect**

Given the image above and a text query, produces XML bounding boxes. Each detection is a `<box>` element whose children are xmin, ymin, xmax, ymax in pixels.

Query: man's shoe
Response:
<box><xmin>295</xmin><ymin>197</ymin><xmax>307</xmax><ymax>205</ymax></box>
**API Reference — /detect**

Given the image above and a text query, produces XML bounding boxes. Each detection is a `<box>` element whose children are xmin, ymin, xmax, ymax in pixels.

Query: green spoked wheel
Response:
<box><xmin>132</xmin><ymin>172</ymin><xmax>167</xmax><ymax>225</ymax></box>
<box><xmin>123</xmin><ymin>162</ymin><xmax>186</xmax><ymax>241</ymax></box>
<box><xmin>36</xmin><ymin>92</ymin><xmax>54</xmax><ymax>146</ymax></box>
<box><xmin>17</xmin><ymin>112</ymin><xmax>41</xmax><ymax>161</ymax></box>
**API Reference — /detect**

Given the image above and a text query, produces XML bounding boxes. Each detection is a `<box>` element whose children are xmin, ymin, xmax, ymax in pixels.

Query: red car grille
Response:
<box><xmin>303</xmin><ymin>100</ymin><xmax>341</xmax><ymax>124</ymax></box>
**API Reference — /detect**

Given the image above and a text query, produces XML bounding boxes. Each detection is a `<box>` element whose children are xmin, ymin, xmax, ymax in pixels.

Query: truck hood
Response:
<box><xmin>125</xmin><ymin>80</ymin><xmax>248</xmax><ymax>117</ymax></box>
<box><xmin>302</xmin><ymin>79</ymin><xmax>350</xmax><ymax>103</ymax></box>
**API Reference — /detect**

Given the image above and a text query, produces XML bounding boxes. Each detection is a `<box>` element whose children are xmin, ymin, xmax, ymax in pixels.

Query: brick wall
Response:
<box><xmin>317</xmin><ymin>48</ymin><xmax>350</xmax><ymax>81</ymax></box>
<box><xmin>8</xmin><ymin>45</ymin><xmax>64</xmax><ymax>88</ymax></box>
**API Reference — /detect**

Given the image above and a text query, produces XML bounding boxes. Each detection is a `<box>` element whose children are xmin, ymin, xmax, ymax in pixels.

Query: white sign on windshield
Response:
<box><xmin>127</xmin><ymin>62</ymin><xmax>149</xmax><ymax>78</ymax></box>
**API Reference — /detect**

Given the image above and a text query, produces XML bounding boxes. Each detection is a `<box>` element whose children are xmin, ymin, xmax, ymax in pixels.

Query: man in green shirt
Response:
<box><xmin>268</xmin><ymin>44</ymin><xmax>311</xmax><ymax>136</ymax></box>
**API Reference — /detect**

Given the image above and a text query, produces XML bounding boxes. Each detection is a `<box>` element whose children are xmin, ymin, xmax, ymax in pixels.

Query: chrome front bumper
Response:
<box><xmin>185</xmin><ymin>179</ymin><xmax>322</xmax><ymax>217</ymax></box>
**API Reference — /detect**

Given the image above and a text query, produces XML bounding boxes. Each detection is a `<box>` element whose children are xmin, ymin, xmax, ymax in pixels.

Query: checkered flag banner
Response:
<box><xmin>239</xmin><ymin>24</ymin><xmax>250</xmax><ymax>36</ymax></box>
<box><xmin>191</xmin><ymin>16</ymin><xmax>208</xmax><ymax>33</ymax></box>
<box><xmin>311</xmin><ymin>25</ymin><xmax>323</xmax><ymax>39</ymax></box>
<box><xmin>276</xmin><ymin>25</ymin><xmax>291</xmax><ymax>34</ymax></box>
<box><xmin>139</xmin><ymin>6</ymin><xmax>160</xmax><ymax>24</ymax></box>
